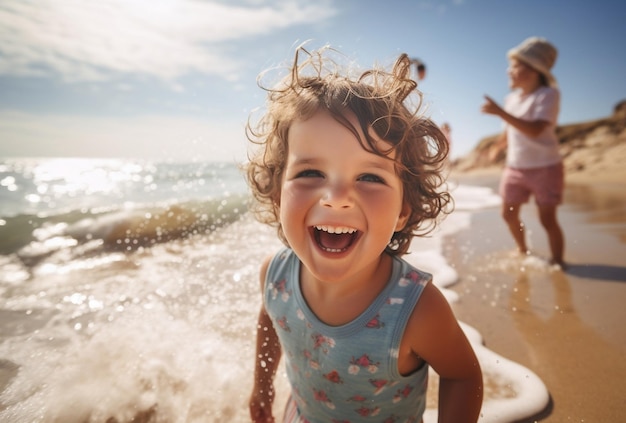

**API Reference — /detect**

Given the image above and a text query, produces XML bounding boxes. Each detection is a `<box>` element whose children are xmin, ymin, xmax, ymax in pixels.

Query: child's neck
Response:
<box><xmin>300</xmin><ymin>254</ymin><xmax>393</xmax><ymax>326</ymax></box>
<box><xmin>520</xmin><ymin>79</ymin><xmax>544</xmax><ymax>95</ymax></box>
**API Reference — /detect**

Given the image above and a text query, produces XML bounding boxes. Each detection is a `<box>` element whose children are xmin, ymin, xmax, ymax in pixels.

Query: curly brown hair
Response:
<box><xmin>245</xmin><ymin>45</ymin><xmax>452</xmax><ymax>256</ymax></box>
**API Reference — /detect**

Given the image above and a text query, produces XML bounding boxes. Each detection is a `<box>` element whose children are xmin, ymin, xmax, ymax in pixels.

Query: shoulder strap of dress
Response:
<box><xmin>264</xmin><ymin>248</ymin><xmax>293</xmax><ymax>291</ymax></box>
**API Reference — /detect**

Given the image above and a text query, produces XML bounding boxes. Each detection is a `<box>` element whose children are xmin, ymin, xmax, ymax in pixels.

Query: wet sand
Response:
<box><xmin>446</xmin><ymin>171</ymin><xmax>626</xmax><ymax>422</ymax></box>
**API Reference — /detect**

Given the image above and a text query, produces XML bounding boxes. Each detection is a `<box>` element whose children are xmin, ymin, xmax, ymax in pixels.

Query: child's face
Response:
<box><xmin>278</xmin><ymin>109</ymin><xmax>409</xmax><ymax>284</ymax></box>
<box><xmin>507</xmin><ymin>57</ymin><xmax>540</xmax><ymax>91</ymax></box>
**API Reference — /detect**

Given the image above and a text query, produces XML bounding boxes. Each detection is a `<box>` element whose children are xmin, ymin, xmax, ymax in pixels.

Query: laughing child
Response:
<box><xmin>246</xmin><ymin>46</ymin><xmax>483</xmax><ymax>423</ymax></box>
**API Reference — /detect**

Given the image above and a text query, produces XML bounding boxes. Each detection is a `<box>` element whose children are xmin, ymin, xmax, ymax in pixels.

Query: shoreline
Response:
<box><xmin>446</xmin><ymin>170</ymin><xmax>626</xmax><ymax>422</ymax></box>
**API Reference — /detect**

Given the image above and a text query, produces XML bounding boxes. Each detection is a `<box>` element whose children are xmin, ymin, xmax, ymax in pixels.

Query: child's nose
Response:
<box><xmin>320</xmin><ymin>182</ymin><xmax>353</xmax><ymax>209</ymax></box>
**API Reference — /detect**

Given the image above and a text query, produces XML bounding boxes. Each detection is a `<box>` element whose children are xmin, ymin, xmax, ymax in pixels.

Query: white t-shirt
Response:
<box><xmin>504</xmin><ymin>86</ymin><xmax>561</xmax><ymax>169</ymax></box>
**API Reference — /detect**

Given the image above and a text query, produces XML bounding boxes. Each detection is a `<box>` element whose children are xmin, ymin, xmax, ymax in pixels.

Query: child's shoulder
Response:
<box><xmin>260</xmin><ymin>247</ymin><xmax>292</xmax><ymax>288</ymax></box>
<box><xmin>529</xmin><ymin>85</ymin><xmax>559</xmax><ymax>102</ymax></box>
<box><xmin>263</xmin><ymin>247</ymin><xmax>296</xmax><ymax>279</ymax></box>
<box><xmin>392</xmin><ymin>256</ymin><xmax>453</xmax><ymax>325</ymax></box>
<box><xmin>403</xmin><ymin>277</ymin><xmax>460</xmax><ymax>351</ymax></box>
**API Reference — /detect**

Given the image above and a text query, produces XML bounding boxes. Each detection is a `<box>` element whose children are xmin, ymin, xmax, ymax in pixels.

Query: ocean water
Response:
<box><xmin>0</xmin><ymin>158</ymin><xmax>547</xmax><ymax>422</ymax></box>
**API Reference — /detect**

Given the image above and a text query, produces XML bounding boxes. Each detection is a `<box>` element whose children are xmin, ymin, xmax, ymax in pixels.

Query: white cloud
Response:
<box><xmin>0</xmin><ymin>0</ymin><xmax>337</xmax><ymax>82</ymax></box>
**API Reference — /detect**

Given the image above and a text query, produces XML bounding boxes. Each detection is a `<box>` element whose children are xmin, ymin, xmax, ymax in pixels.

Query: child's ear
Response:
<box><xmin>394</xmin><ymin>202</ymin><xmax>411</xmax><ymax>231</ymax></box>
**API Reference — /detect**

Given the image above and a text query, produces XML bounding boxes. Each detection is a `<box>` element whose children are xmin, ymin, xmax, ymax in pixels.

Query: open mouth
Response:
<box><xmin>312</xmin><ymin>225</ymin><xmax>359</xmax><ymax>253</ymax></box>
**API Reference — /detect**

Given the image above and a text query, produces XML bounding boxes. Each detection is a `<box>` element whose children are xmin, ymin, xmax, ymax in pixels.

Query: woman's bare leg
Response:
<box><xmin>538</xmin><ymin>204</ymin><xmax>565</xmax><ymax>266</ymax></box>
<box><xmin>501</xmin><ymin>203</ymin><xmax>528</xmax><ymax>255</ymax></box>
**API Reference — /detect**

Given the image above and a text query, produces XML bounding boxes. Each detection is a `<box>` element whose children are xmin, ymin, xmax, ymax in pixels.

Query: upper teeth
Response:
<box><xmin>315</xmin><ymin>225</ymin><xmax>357</xmax><ymax>234</ymax></box>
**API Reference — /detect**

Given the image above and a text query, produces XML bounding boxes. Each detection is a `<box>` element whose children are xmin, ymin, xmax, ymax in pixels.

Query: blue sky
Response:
<box><xmin>1</xmin><ymin>0</ymin><xmax>624</xmax><ymax>162</ymax></box>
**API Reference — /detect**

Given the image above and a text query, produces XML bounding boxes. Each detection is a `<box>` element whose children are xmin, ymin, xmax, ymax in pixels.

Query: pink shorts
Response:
<box><xmin>499</xmin><ymin>163</ymin><xmax>564</xmax><ymax>206</ymax></box>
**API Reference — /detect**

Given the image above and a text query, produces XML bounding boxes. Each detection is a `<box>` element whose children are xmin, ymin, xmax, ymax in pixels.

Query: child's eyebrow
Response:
<box><xmin>363</xmin><ymin>161</ymin><xmax>398</xmax><ymax>175</ymax></box>
<box><xmin>362</xmin><ymin>155</ymin><xmax>398</xmax><ymax>171</ymax></box>
<box><xmin>290</xmin><ymin>156</ymin><xmax>395</xmax><ymax>172</ymax></box>
<box><xmin>289</xmin><ymin>157</ymin><xmax>319</xmax><ymax>166</ymax></box>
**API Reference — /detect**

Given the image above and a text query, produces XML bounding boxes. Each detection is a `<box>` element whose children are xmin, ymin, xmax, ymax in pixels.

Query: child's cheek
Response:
<box><xmin>279</xmin><ymin>182</ymin><xmax>308</xmax><ymax>217</ymax></box>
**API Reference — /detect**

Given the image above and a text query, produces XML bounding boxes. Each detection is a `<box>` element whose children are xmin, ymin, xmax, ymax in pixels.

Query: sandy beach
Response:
<box><xmin>446</xmin><ymin>169</ymin><xmax>626</xmax><ymax>422</ymax></box>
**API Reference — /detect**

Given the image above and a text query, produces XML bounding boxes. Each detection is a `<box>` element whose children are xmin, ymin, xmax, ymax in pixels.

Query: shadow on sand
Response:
<box><xmin>565</xmin><ymin>263</ymin><xmax>626</xmax><ymax>283</ymax></box>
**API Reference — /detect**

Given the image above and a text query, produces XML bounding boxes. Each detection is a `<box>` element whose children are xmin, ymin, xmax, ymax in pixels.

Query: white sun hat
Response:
<box><xmin>508</xmin><ymin>37</ymin><xmax>558</xmax><ymax>88</ymax></box>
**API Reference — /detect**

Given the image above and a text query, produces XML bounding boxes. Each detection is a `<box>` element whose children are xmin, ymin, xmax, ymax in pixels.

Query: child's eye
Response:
<box><xmin>358</xmin><ymin>173</ymin><xmax>385</xmax><ymax>183</ymax></box>
<box><xmin>295</xmin><ymin>169</ymin><xmax>323</xmax><ymax>178</ymax></box>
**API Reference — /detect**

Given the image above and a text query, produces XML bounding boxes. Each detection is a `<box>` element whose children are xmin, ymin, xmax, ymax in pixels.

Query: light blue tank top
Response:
<box><xmin>265</xmin><ymin>248</ymin><xmax>431</xmax><ymax>423</ymax></box>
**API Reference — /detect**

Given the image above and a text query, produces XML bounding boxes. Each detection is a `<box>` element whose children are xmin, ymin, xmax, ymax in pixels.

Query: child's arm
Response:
<box><xmin>249</xmin><ymin>256</ymin><xmax>282</xmax><ymax>423</ymax></box>
<box><xmin>408</xmin><ymin>282</ymin><xmax>483</xmax><ymax>422</ymax></box>
<box><xmin>482</xmin><ymin>95</ymin><xmax>550</xmax><ymax>138</ymax></box>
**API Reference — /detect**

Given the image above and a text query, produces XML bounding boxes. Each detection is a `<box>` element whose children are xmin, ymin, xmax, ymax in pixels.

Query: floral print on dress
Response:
<box><xmin>347</xmin><ymin>394</ymin><xmax>367</xmax><ymax>403</ymax></box>
<box><xmin>348</xmin><ymin>354</ymin><xmax>380</xmax><ymax>375</ymax></box>
<box><xmin>365</xmin><ymin>314</ymin><xmax>384</xmax><ymax>329</ymax></box>
<box><xmin>323</xmin><ymin>370</ymin><xmax>343</xmax><ymax>384</ymax></box>
<box><xmin>313</xmin><ymin>389</ymin><xmax>335</xmax><ymax>409</ymax></box>
<box><xmin>312</xmin><ymin>333</ymin><xmax>335</xmax><ymax>352</ymax></box>
<box><xmin>303</xmin><ymin>349</ymin><xmax>320</xmax><ymax>370</ymax></box>
<box><xmin>369</xmin><ymin>378</ymin><xmax>389</xmax><ymax>395</ymax></box>
<box><xmin>269</xmin><ymin>278</ymin><xmax>291</xmax><ymax>302</ymax></box>
<box><xmin>393</xmin><ymin>384</ymin><xmax>414</xmax><ymax>403</ymax></box>
<box><xmin>277</xmin><ymin>315</ymin><xmax>291</xmax><ymax>332</ymax></box>
<box><xmin>398</xmin><ymin>270</ymin><xmax>424</xmax><ymax>287</ymax></box>
<box><xmin>355</xmin><ymin>405</ymin><xmax>381</xmax><ymax>417</ymax></box>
